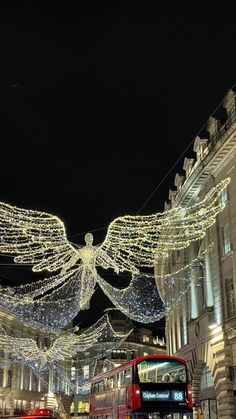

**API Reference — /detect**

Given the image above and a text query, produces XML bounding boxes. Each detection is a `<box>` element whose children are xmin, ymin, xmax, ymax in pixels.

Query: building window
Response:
<box><xmin>142</xmin><ymin>335</ymin><xmax>150</xmax><ymax>343</ymax></box>
<box><xmin>131</xmin><ymin>350</ymin><xmax>137</xmax><ymax>359</ymax></box>
<box><xmin>174</xmin><ymin>321</ymin><xmax>178</xmax><ymax>351</ymax></box>
<box><xmin>83</xmin><ymin>365</ymin><xmax>89</xmax><ymax>379</ymax></box>
<box><xmin>70</xmin><ymin>402</ymin><xmax>74</xmax><ymax>413</ymax></box>
<box><xmin>171</xmin><ymin>252</ymin><xmax>175</xmax><ymax>267</ymax></box>
<box><xmin>31</xmin><ymin>373</ymin><xmax>37</xmax><ymax>391</ymax></box>
<box><xmin>225</xmin><ymin>278</ymin><xmax>236</xmax><ymax>319</ymax></box>
<box><xmin>23</xmin><ymin>368</ymin><xmax>30</xmax><ymax>390</ymax></box>
<box><xmin>111</xmin><ymin>349</ymin><xmax>127</xmax><ymax>359</ymax></box>
<box><xmin>222</xmin><ymin>224</ymin><xmax>231</xmax><ymax>255</ymax></box>
<box><xmin>124</xmin><ymin>369</ymin><xmax>131</xmax><ymax>384</ymax></box>
<box><xmin>14</xmin><ymin>366</ymin><xmax>21</xmax><ymax>389</ymax></box>
<box><xmin>220</xmin><ymin>188</ymin><xmax>228</xmax><ymax>205</ymax></box>
<box><xmin>0</xmin><ymin>369</ymin><xmax>3</xmax><ymax>387</ymax></box>
<box><xmin>71</xmin><ymin>367</ymin><xmax>76</xmax><ymax>380</ymax></box>
<box><xmin>179</xmin><ymin>315</ymin><xmax>185</xmax><ymax>348</ymax></box>
<box><xmin>200</xmin><ymin>366</ymin><xmax>214</xmax><ymax>389</ymax></box>
<box><xmin>78</xmin><ymin>401</ymin><xmax>89</xmax><ymax>413</ymax></box>
<box><xmin>204</xmin><ymin>254</ymin><xmax>214</xmax><ymax>307</ymax></box>
<box><xmin>231</xmin><ymin>343</ymin><xmax>236</xmax><ymax>366</ymax></box>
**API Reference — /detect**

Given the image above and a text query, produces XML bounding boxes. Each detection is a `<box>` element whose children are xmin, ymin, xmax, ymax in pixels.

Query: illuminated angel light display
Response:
<box><xmin>0</xmin><ymin>315</ymin><xmax>131</xmax><ymax>395</ymax></box>
<box><xmin>0</xmin><ymin>314</ymin><xmax>131</xmax><ymax>370</ymax></box>
<box><xmin>0</xmin><ymin>178</ymin><xmax>230</xmax><ymax>323</ymax></box>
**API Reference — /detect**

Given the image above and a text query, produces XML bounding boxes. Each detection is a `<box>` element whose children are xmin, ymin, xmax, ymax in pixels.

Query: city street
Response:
<box><xmin>0</xmin><ymin>2</ymin><xmax>235</xmax><ymax>418</ymax></box>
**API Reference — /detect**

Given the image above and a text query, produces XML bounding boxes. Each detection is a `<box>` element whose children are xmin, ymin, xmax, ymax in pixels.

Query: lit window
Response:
<box><xmin>143</xmin><ymin>352</ymin><xmax>148</xmax><ymax>356</ymax></box>
<box><xmin>78</xmin><ymin>401</ymin><xmax>89</xmax><ymax>413</ymax></box>
<box><xmin>71</xmin><ymin>367</ymin><xmax>76</xmax><ymax>380</ymax></box>
<box><xmin>111</xmin><ymin>349</ymin><xmax>127</xmax><ymax>359</ymax></box>
<box><xmin>222</xmin><ymin>224</ymin><xmax>231</xmax><ymax>255</ymax></box>
<box><xmin>143</xmin><ymin>335</ymin><xmax>150</xmax><ymax>343</ymax></box>
<box><xmin>83</xmin><ymin>365</ymin><xmax>89</xmax><ymax>379</ymax></box>
<box><xmin>137</xmin><ymin>359</ymin><xmax>186</xmax><ymax>383</ymax></box>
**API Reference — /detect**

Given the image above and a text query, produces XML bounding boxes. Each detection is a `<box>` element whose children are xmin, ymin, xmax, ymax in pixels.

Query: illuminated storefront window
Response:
<box><xmin>78</xmin><ymin>401</ymin><xmax>89</xmax><ymax>413</ymax></box>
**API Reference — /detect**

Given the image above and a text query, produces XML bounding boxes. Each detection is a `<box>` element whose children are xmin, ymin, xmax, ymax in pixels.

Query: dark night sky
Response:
<box><xmin>0</xmin><ymin>1</ymin><xmax>235</xmax><ymax>332</ymax></box>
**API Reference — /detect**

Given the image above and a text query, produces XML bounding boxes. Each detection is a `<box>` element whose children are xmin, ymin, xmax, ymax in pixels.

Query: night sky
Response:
<box><xmin>0</xmin><ymin>2</ymin><xmax>235</xmax><ymax>332</ymax></box>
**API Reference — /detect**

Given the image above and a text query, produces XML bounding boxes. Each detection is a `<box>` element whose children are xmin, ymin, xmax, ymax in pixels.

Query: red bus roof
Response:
<box><xmin>91</xmin><ymin>354</ymin><xmax>187</xmax><ymax>383</ymax></box>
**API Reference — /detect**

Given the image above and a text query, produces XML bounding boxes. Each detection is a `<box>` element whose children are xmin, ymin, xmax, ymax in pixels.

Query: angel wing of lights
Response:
<box><xmin>0</xmin><ymin>269</ymin><xmax>81</xmax><ymax>330</ymax></box>
<box><xmin>53</xmin><ymin>327</ymin><xmax>132</xmax><ymax>394</ymax></box>
<box><xmin>97</xmin><ymin>178</ymin><xmax>231</xmax><ymax>271</ymax></box>
<box><xmin>0</xmin><ymin>178</ymin><xmax>230</xmax><ymax>317</ymax></box>
<box><xmin>97</xmin><ymin>274</ymin><xmax>165</xmax><ymax>323</ymax></box>
<box><xmin>0</xmin><ymin>314</ymin><xmax>131</xmax><ymax>370</ymax></box>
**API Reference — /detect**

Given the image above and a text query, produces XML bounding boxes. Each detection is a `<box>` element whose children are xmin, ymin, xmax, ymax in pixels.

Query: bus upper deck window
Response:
<box><xmin>137</xmin><ymin>360</ymin><xmax>187</xmax><ymax>383</ymax></box>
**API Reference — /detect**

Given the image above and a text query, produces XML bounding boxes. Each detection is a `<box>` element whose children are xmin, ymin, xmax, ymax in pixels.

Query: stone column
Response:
<box><xmin>29</xmin><ymin>368</ymin><xmax>32</xmax><ymax>391</ymax></box>
<box><xmin>20</xmin><ymin>365</ymin><xmax>24</xmax><ymax>390</ymax></box>
<box><xmin>215</xmin><ymin>378</ymin><xmax>235</xmax><ymax>418</ymax></box>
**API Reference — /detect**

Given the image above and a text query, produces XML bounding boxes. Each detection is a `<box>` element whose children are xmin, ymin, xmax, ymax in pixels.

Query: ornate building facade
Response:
<box><xmin>157</xmin><ymin>89</ymin><xmax>236</xmax><ymax>418</ymax></box>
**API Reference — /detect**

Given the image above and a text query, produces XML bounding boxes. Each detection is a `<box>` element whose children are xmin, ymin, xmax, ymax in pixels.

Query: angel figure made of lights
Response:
<box><xmin>0</xmin><ymin>314</ymin><xmax>130</xmax><ymax>371</ymax></box>
<box><xmin>0</xmin><ymin>178</ymin><xmax>230</xmax><ymax>312</ymax></box>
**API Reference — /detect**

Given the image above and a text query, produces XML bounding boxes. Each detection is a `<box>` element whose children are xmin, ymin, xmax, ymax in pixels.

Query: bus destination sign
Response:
<box><xmin>142</xmin><ymin>390</ymin><xmax>185</xmax><ymax>402</ymax></box>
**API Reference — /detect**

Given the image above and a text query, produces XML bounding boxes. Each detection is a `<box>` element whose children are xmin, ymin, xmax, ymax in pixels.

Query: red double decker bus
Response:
<box><xmin>90</xmin><ymin>355</ymin><xmax>193</xmax><ymax>419</ymax></box>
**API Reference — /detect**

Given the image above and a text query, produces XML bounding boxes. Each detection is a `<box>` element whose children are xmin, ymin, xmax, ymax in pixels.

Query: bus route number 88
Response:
<box><xmin>173</xmin><ymin>391</ymin><xmax>184</xmax><ymax>401</ymax></box>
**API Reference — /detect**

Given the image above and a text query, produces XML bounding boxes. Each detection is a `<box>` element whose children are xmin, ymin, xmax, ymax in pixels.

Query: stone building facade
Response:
<box><xmin>0</xmin><ymin>306</ymin><xmax>166</xmax><ymax>418</ymax></box>
<box><xmin>157</xmin><ymin>89</ymin><xmax>236</xmax><ymax>418</ymax></box>
<box><xmin>0</xmin><ymin>307</ymin><xmax>72</xmax><ymax>417</ymax></box>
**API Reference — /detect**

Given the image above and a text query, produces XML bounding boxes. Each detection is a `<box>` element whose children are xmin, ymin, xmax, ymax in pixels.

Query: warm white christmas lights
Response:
<box><xmin>0</xmin><ymin>314</ymin><xmax>131</xmax><ymax>370</ymax></box>
<box><xmin>0</xmin><ymin>178</ymin><xmax>230</xmax><ymax>313</ymax></box>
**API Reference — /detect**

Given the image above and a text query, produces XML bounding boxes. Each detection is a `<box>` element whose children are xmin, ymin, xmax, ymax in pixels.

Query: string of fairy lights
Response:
<box><xmin>0</xmin><ymin>314</ymin><xmax>131</xmax><ymax>366</ymax></box>
<box><xmin>0</xmin><ymin>177</ymin><xmax>230</xmax><ymax>320</ymax></box>
<box><xmin>0</xmin><ymin>247</ymin><xmax>213</xmax><ymax>328</ymax></box>
<box><xmin>0</xmin><ymin>177</ymin><xmax>231</xmax><ymax>398</ymax></box>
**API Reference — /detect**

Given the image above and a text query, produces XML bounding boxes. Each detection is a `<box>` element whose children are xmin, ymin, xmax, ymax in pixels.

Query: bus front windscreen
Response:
<box><xmin>137</xmin><ymin>359</ymin><xmax>187</xmax><ymax>384</ymax></box>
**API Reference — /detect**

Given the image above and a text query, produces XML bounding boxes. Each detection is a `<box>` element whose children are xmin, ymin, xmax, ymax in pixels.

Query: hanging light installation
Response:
<box><xmin>0</xmin><ymin>178</ymin><xmax>230</xmax><ymax>320</ymax></box>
